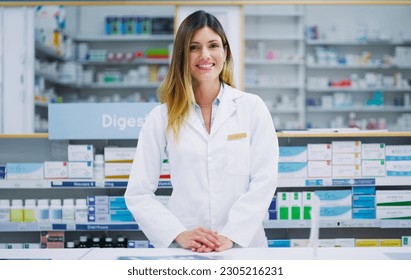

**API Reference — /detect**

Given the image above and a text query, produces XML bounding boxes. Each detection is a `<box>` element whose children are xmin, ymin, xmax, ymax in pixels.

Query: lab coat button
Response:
<box><xmin>208</xmin><ymin>156</ymin><xmax>214</xmax><ymax>162</ymax></box>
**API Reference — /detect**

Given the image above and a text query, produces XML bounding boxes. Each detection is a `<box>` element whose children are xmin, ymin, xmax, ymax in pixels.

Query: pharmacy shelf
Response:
<box><xmin>0</xmin><ymin>179</ymin><xmax>171</xmax><ymax>189</ymax></box>
<box><xmin>245</xmin><ymin>35</ymin><xmax>304</xmax><ymax>41</ymax></box>
<box><xmin>74</xmin><ymin>34</ymin><xmax>174</xmax><ymax>42</ymax></box>
<box><xmin>277</xmin><ymin>177</ymin><xmax>411</xmax><ymax>188</ymax></box>
<box><xmin>79</xmin><ymin>59</ymin><xmax>169</xmax><ymax>65</ymax></box>
<box><xmin>263</xmin><ymin>219</ymin><xmax>411</xmax><ymax>229</ymax></box>
<box><xmin>245</xmin><ymin>11</ymin><xmax>304</xmax><ymax>17</ymax></box>
<box><xmin>245</xmin><ymin>59</ymin><xmax>303</xmax><ymax>65</ymax></box>
<box><xmin>35</xmin><ymin>41</ymin><xmax>70</xmax><ymax>62</ymax></box>
<box><xmin>82</xmin><ymin>83</ymin><xmax>162</xmax><ymax>89</ymax></box>
<box><xmin>0</xmin><ymin>222</ymin><xmax>139</xmax><ymax>232</ymax></box>
<box><xmin>245</xmin><ymin>84</ymin><xmax>303</xmax><ymax>90</ymax></box>
<box><xmin>306</xmin><ymin>39</ymin><xmax>411</xmax><ymax>46</ymax></box>
<box><xmin>306</xmin><ymin>106</ymin><xmax>411</xmax><ymax>113</ymax></box>
<box><xmin>306</xmin><ymin>64</ymin><xmax>396</xmax><ymax>69</ymax></box>
<box><xmin>306</xmin><ymin>87</ymin><xmax>411</xmax><ymax>92</ymax></box>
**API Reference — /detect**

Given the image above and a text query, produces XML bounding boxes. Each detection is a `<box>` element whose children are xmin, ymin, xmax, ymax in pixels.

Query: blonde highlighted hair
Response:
<box><xmin>157</xmin><ymin>10</ymin><xmax>235</xmax><ymax>138</ymax></box>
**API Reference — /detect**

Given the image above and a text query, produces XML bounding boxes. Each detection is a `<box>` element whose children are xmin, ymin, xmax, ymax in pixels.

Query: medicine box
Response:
<box><xmin>315</xmin><ymin>190</ymin><xmax>352</xmax><ymax>206</ymax></box>
<box><xmin>308</xmin><ymin>161</ymin><xmax>332</xmax><ymax>178</ymax></box>
<box><xmin>386</xmin><ymin>160</ymin><xmax>411</xmax><ymax>176</ymax></box>
<box><xmin>332</xmin><ymin>141</ymin><xmax>361</xmax><ymax>154</ymax></box>
<box><xmin>376</xmin><ymin>191</ymin><xmax>411</xmax><ymax>207</ymax></box>
<box><xmin>87</xmin><ymin>214</ymin><xmax>110</xmax><ymax>223</ymax></box>
<box><xmin>355</xmin><ymin>239</ymin><xmax>379</xmax><ymax>247</ymax></box>
<box><xmin>332</xmin><ymin>153</ymin><xmax>361</xmax><ymax>165</ymax></box>
<box><xmin>352</xmin><ymin>185</ymin><xmax>375</xmax><ymax>195</ymax></box>
<box><xmin>104</xmin><ymin>147</ymin><xmax>136</xmax><ymax>163</ymax></box>
<box><xmin>385</xmin><ymin>145</ymin><xmax>411</xmax><ymax>161</ymax></box>
<box><xmin>278</xmin><ymin>162</ymin><xmax>307</xmax><ymax>179</ymax></box>
<box><xmin>109</xmin><ymin>196</ymin><xmax>127</xmax><ymax>210</ymax></box>
<box><xmin>44</xmin><ymin>161</ymin><xmax>68</xmax><ymax>179</ymax></box>
<box><xmin>68</xmin><ymin>162</ymin><xmax>93</xmax><ymax>179</ymax></box>
<box><xmin>379</xmin><ymin>239</ymin><xmax>402</xmax><ymax>247</ymax></box>
<box><xmin>68</xmin><ymin>144</ymin><xmax>94</xmax><ymax>161</ymax></box>
<box><xmin>104</xmin><ymin>163</ymin><xmax>132</xmax><ymax>179</ymax></box>
<box><xmin>352</xmin><ymin>208</ymin><xmax>376</xmax><ymax>219</ymax></box>
<box><xmin>279</xmin><ymin>146</ymin><xmax>307</xmax><ymax>162</ymax></box>
<box><xmin>267</xmin><ymin>239</ymin><xmax>291</xmax><ymax>248</ymax></box>
<box><xmin>277</xmin><ymin>192</ymin><xmax>290</xmax><ymax>220</ymax></box>
<box><xmin>402</xmin><ymin>236</ymin><xmax>411</xmax><ymax>247</ymax></box>
<box><xmin>361</xmin><ymin>143</ymin><xmax>385</xmax><ymax>160</ymax></box>
<box><xmin>6</xmin><ymin>163</ymin><xmax>44</xmax><ymax>179</ymax></box>
<box><xmin>332</xmin><ymin>164</ymin><xmax>361</xmax><ymax>178</ymax></box>
<box><xmin>307</xmin><ymin>144</ymin><xmax>332</xmax><ymax>161</ymax></box>
<box><xmin>352</xmin><ymin>195</ymin><xmax>375</xmax><ymax>208</ymax></box>
<box><xmin>319</xmin><ymin>206</ymin><xmax>352</xmax><ymax>219</ymax></box>
<box><xmin>290</xmin><ymin>192</ymin><xmax>302</xmax><ymax>220</ymax></box>
<box><xmin>361</xmin><ymin>160</ymin><xmax>386</xmax><ymax>177</ymax></box>
<box><xmin>87</xmin><ymin>195</ymin><xmax>109</xmax><ymax>206</ymax></box>
<box><xmin>376</xmin><ymin>207</ymin><xmax>411</xmax><ymax>219</ymax></box>
<box><xmin>302</xmin><ymin>191</ymin><xmax>313</xmax><ymax>220</ymax></box>
<box><xmin>0</xmin><ymin>165</ymin><xmax>5</xmax><ymax>179</ymax></box>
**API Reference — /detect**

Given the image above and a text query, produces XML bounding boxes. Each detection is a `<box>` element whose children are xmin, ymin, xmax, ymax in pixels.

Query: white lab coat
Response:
<box><xmin>125</xmin><ymin>84</ymin><xmax>279</xmax><ymax>248</ymax></box>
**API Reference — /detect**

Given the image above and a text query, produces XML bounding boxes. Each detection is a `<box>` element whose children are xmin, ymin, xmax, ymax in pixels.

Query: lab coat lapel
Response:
<box><xmin>186</xmin><ymin>106</ymin><xmax>209</xmax><ymax>141</ymax></box>
<box><xmin>210</xmin><ymin>86</ymin><xmax>240</xmax><ymax>138</ymax></box>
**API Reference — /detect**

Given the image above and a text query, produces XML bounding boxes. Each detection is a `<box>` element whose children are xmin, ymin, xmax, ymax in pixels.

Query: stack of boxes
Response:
<box><xmin>104</xmin><ymin>147</ymin><xmax>135</xmax><ymax>179</ymax></box>
<box><xmin>386</xmin><ymin>145</ymin><xmax>411</xmax><ymax>176</ymax></box>
<box><xmin>307</xmin><ymin>143</ymin><xmax>332</xmax><ymax>178</ymax></box>
<box><xmin>316</xmin><ymin>189</ymin><xmax>352</xmax><ymax>220</ymax></box>
<box><xmin>68</xmin><ymin>144</ymin><xmax>94</xmax><ymax>179</ymax></box>
<box><xmin>87</xmin><ymin>195</ymin><xmax>134</xmax><ymax>223</ymax></box>
<box><xmin>278</xmin><ymin>146</ymin><xmax>307</xmax><ymax>179</ymax></box>
<box><xmin>376</xmin><ymin>190</ymin><xmax>411</xmax><ymax>220</ymax></box>
<box><xmin>332</xmin><ymin>141</ymin><xmax>361</xmax><ymax>178</ymax></box>
<box><xmin>352</xmin><ymin>186</ymin><xmax>376</xmax><ymax>219</ymax></box>
<box><xmin>361</xmin><ymin>143</ymin><xmax>386</xmax><ymax>177</ymax></box>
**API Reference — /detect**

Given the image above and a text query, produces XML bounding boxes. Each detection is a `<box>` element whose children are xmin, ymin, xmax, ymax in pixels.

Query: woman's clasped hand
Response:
<box><xmin>175</xmin><ymin>227</ymin><xmax>233</xmax><ymax>252</ymax></box>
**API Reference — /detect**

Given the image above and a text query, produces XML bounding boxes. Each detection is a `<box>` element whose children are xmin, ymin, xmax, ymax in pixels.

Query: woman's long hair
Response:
<box><xmin>157</xmin><ymin>10</ymin><xmax>235</xmax><ymax>138</ymax></box>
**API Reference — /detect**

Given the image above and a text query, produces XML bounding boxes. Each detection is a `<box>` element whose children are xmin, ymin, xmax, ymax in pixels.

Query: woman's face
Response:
<box><xmin>188</xmin><ymin>27</ymin><xmax>227</xmax><ymax>85</ymax></box>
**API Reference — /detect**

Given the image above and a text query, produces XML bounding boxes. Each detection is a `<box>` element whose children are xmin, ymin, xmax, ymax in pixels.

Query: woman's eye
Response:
<box><xmin>210</xmin><ymin>43</ymin><xmax>219</xmax><ymax>48</ymax></box>
<box><xmin>190</xmin><ymin>45</ymin><xmax>199</xmax><ymax>51</ymax></box>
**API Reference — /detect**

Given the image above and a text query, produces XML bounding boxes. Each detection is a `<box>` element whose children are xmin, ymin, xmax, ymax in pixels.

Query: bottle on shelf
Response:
<box><xmin>75</xmin><ymin>199</ymin><xmax>88</xmax><ymax>223</ymax></box>
<box><xmin>24</xmin><ymin>199</ymin><xmax>37</xmax><ymax>223</ymax></box>
<box><xmin>78</xmin><ymin>235</ymin><xmax>90</xmax><ymax>248</ymax></box>
<box><xmin>10</xmin><ymin>199</ymin><xmax>24</xmax><ymax>223</ymax></box>
<box><xmin>93</xmin><ymin>154</ymin><xmax>105</xmax><ymax>180</ymax></box>
<box><xmin>116</xmin><ymin>236</ymin><xmax>127</xmax><ymax>248</ymax></box>
<box><xmin>103</xmin><ymin>237</ymin><xmax>114</xmax><ymax>248</ymax></box>
<box><xmin>50</xmin><ymin>199</ymin><xmax>63</xmax><ymax>223</ymax></box>
<box><xmin>62</xmin><ymin>199</ymin><xmax>75</xmax><ymax>222</ymax></box>
<box><xmin>36</xmin><ymin>199</ymin><xmax>50</xmax><ymax>222</ymax></box>
<box><xmin>0</xmin><ymin>200</ymin><xmax>11</xmax><ymax>223</ymax></box>
<box><xmin>90</xmin><ymin>237</ymin><xmax>102</xmax><ymax>248</ymax></box>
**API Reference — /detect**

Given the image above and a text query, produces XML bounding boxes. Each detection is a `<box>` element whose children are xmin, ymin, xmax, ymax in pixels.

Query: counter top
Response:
<box><xmin>1</xmin><ymin>247</ymin><xmax>410</xmax><ymax>260</ymax></box>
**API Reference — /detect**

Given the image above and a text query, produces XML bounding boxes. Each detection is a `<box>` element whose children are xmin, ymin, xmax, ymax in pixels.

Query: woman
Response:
<box><xmin>125</xmin><ymin>10</ymin><xmax>278</xmax><ymax>253</ymax></box>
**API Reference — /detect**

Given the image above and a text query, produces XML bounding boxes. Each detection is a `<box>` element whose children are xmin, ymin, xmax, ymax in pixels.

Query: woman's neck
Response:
<box><xmin>194</xmin><ymin>81</ymin><xmax>221</xmax><ymax>106</ymax></box>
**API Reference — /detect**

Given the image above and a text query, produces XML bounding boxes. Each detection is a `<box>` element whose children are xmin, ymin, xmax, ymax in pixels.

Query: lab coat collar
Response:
<box><xmin>186</xmin><ymin>83</ymin><xmax>245</xmax><ymax>140</ymax></box>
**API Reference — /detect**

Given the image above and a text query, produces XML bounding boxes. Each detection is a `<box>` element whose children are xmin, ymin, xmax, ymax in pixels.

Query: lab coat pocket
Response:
<box><xmin>226</xmin><ymin>137</ymin><xmax>250</xmax><ymax>175</ymax></box>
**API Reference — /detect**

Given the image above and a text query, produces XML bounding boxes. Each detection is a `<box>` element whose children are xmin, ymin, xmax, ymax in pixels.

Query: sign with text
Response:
<box><xmin>48</xmin><ymin>103</ymin><xmax>159</xmax><ymax>140</ymax></box>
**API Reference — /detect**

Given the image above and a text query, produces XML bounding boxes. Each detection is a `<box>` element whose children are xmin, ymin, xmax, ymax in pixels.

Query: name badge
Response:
<box><xmin>227</xmin><ymin>132</ymin><xmax>247</xmax><ymax>141</ymax></box>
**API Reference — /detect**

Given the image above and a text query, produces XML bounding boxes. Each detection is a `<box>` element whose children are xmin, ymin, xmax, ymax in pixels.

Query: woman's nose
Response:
<box><xmin>200</xmin><ymin>46</ymin><xmax>210</xmax><ymax>59</ymax></box>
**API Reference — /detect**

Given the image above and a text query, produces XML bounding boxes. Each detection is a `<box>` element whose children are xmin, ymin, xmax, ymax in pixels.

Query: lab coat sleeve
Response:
<box><xmin>220</xmin><ymin>96</ymin><xmax>279</xmax><ymax>247</ymax></box>
<box><xmin>124</xmin><ymin>106</ymin><xmax>186</xmax><ymax>248</ymax></box>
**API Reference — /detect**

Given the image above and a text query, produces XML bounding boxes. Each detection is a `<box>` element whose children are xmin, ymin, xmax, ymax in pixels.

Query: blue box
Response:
<box><xmin>352</xmin><ymin>208</ymin><xmax>376</xmax><ymax>219</ymax></box>
<box><xmin>0</xmin><ymin>165</ymin><xmax>5</xmax><ymax>179</ymax></box>
<box><xmin>268</xmin><ymin>210</ymin><xmax>277</xmax><ymax>220</ymax></box>
<box><xmin>109</xmin><ymin>196</ymin><xmax>127</xmax><ymax>210</ymax></box>
<box><xmin>352</xmin><ymin>186</ymin><xmax>376</xmax><ymax>195</ymax></box>
<box><xmin>352</xmin><ymin>195</ymin><xmax>375</xmax><ymax>208</ymax></box>
<box><xmin>269</xmin><ymin>198</ymin><xmax>276</xmax><ymax>210</ymax></box>
<box><xmin>267</xmin><ymin>239</ymin><xmax>291</xmax><ymax>248</ymax></box>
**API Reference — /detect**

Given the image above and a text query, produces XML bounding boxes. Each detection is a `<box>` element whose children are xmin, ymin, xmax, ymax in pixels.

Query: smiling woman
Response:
<box><xmin>125</xmin><ymin>9</ymin><xmax>279</xmax><ymax>253</ymax></box>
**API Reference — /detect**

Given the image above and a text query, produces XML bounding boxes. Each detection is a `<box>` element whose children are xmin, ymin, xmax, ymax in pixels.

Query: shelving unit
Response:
<box><xmin>269</xmin><ymin>131</ymin><xmax>411</xmax><ymax>242</ymax></box>
<box><xmin>1</xmin><ymin>131</ymin><xmax>410</xmax><ymax>248</ymax></box>
<box><xmin>243</xmin><ymin>5</ymin><xmax>306</xmax><ymax>130</ymax></box>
